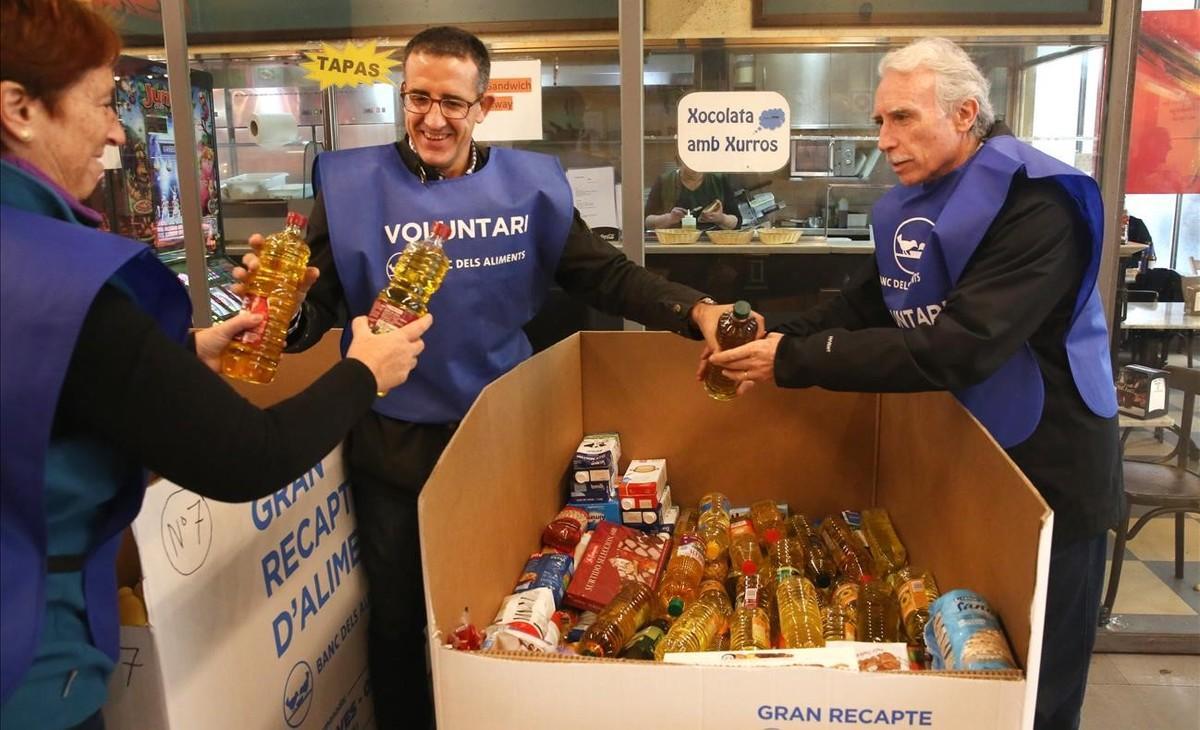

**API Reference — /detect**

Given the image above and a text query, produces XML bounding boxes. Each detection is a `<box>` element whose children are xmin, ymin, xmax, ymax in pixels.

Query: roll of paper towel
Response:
<box><xmin>249</xmin><ymin>112</ymin><xmax>299</xmax><ymax>147</ymax></box>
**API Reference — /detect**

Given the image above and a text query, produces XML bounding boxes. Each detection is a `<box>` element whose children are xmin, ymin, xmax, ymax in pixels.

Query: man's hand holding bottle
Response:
<box><xmin>690</xmin><ymin>298</ymin><xmax>767</xmax><ymax>383</ymax></box>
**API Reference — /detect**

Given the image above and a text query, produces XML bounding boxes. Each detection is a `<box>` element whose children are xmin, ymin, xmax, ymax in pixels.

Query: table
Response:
<box><xmin>643</xmin><ymin>239</ymin><xmax>874</xmax><ymax>255</ymax></box>
<box><xmin>1120</xmin><ymin>302</ymin><xmax>1200</xmax><ymax>331</ymax></box>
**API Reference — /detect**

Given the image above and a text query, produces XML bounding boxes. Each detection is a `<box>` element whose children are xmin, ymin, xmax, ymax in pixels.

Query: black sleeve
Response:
<box><xmin>773</xmin><ymin>177</ymin><xmax>1088</xmax><ymax>392</ymax></box>
<box><xmin>554</xmin><ymin>209</ymin><xmax>708</xmax><ymax>335</ymax></box>
<box><xmin>286</xmin><ymin>190</ymin><xmax>347</xmax><ymax>352</ymax></box>
<box><xmin>55</xmin><ymin>285</ymin><xmax>377</xmax><ymax>502</ymax></box>
<box><xmin>770</xmin><ymin>257</ymin><xmax>893</xmax><ymax>337</ymax></box>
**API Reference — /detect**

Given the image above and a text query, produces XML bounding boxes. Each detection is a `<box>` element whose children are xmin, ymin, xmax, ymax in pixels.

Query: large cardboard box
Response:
<box><xmin>419</xmin><ymin>332</ymin><xmax>1052</xmax><ymax>730</ymax></box>
<box><xmin>105</xmin><ymin>332</ymin><xmax>374</xmax><ymax>730</ymax></box>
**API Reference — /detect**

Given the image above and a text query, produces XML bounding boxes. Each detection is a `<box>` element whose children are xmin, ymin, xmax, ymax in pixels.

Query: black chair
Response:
<box><xmin>1100</xmin><ymin>365</ymin><xmax>1200</xmax><ymax>625</ymax></box>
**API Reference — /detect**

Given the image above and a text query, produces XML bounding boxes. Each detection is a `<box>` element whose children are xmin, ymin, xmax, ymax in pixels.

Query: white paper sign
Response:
<box><xmin>474</xmin><ymin>59</ymin><xmax>542</xmax><ymax>142</ymax></box>
<box><xmin>113</xmin><ymin>448</ymin><xmax>373</xmax><ymax>730</ymax></box>
<box><xmin>677</xmin><ymin>91</ymin><xmax>791</xmax><ymax>173</ymax></box>
<box><xmin>564</xmin><ymin>167</ymin><xmax>618</xmax><ymax>229</ymax></box>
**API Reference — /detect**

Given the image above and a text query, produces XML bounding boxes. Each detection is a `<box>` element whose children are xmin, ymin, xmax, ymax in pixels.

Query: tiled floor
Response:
<box><xmin>1081</xmin><ymin>654</ymin><xmax>1200</xmax><ymax>729</ymax></box>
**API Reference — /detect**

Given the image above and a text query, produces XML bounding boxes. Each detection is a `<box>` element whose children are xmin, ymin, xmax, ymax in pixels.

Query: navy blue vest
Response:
<box><xmin>316</xmin><ymin>145</ymin><xmax>574</xmax><ymax>423</ymax></box>
<box><xmin>0</xmin><ymin>206</ymin><xmax>190</xmax><ymax>701</ymax></box>
<box><xmin>871</xmin><ymin>135</ymin><xmax>1116</xmax><ymax>447</ymax></box>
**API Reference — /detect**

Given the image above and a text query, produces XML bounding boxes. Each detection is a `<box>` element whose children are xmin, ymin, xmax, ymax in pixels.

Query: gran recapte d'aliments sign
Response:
<box><xmin>677</xmin><ymin>91</ymin><xmax>791</xmax><ymax>173</ymax></box>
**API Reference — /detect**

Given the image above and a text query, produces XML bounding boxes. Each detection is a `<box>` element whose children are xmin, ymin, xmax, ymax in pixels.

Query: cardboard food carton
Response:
<box><xmin>419</xmin><ymin>333</ymin><xmax>1051</xmax><ymax>730</ymax></box>
<box><xmin>620</xmin><ymin>483</ymin><xmax>673</xmax><ymax>530</ymax></box>
<box><xmin>1116</xmin><ymin>364</ymin><xmax>1169</xmax><ymax>419</ymax></box>
<box><xmin>618</xmin><ymin>458</ymin><xmax>668</xmax><ymax>502</ymax></box>
<box><xmin>105</xmin><ymin>332</ymin><xmax>372</xmax><ymax>730</ymax></box>
<box><xmin>569</xmin><ymin>432</ymin><xmax>622</xmax><ymax>503</ymax></box>
<box><xmin>563</xmin><ymin>521</ymin><xmax>670</xmax><ymax>612</ymax></box>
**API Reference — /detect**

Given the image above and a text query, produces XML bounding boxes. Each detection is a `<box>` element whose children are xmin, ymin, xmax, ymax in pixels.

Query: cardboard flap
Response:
<box><xmin>225</xmin><ymin>328</ymin><xmax>343</xmax><ymax>407</ymax></box>
<box><xmin>877</xmin><ymin>391</ymin><xmax>1049</xmax><ymax>668</ymax></box>
<box><xmin>578</xmin><ymin>332</ymin><xmax>880</xmax><ymax>511</ymax></box>
<box><xmin>420</xmin><ymin>335</ymin><xmax>584</xmax><ymax>640</ymax></box>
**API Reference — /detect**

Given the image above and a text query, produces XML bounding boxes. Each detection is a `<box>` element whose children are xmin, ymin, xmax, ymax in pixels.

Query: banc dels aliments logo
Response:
<box><xmin>892</xmin><ymin>217</ymin><xmax>934</xmax><ymax>276</ymax></box>
<box><xmin>283</xmin><ymin>660</ymin><xmax>314</xmax><ymax>727</ymax></box>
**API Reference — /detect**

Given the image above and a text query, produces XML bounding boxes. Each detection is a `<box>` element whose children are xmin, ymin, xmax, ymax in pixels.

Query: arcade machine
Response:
<box><xmin>89</xmin><ymin>56</ymin><xmax>242</xmax><ymax>321</ymax></box>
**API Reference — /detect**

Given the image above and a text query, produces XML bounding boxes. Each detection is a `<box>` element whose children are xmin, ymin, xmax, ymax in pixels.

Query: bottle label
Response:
<box><xmin>234</xmin><ymin>294</ymin><xmax>270</xmax><ymax>345</ymax></box>
<box><xmin>898</xmin><ymin>578</ymin><xmax>929</xmax><ymax>619</ymax></box>
<box><xmin>834</xmin><ymin>582</ymin><xmax>860</xmax><ymax>611</ymax></box>
<box><xmin>730</xmin><ymin>518</ymin><xmax>755</xmax><ymax>539</ymax></box>
<box><xmin>776</xmin><ymin>566</ymin><xmax>799</xmax><ymax>583</ymax></box>
<box><xmin>743</xmin><ymin>585</ymin><xmax>759</xmax><ymax>608</ymax></box>
<box><xmin>368</xmin><ymin>298</ymin><xmax>419</xmax><ymax>334</ymax></box>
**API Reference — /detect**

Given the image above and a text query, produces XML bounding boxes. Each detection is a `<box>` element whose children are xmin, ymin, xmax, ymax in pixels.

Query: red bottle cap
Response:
<box><xmin>742</xmin><ymin>560</ymin><xmax>757</xmax><ymax>575</ymax></box>
<box><xmin>431</xmin><ymin>220</ymin><xmax>451</xmax><ymax>241</ymax></box>
<box><xmin>763</xmin><ymin>527</ymin><xmax>781</xmax><ymax>544</ymax></box>
<box><xmin>285</xmin><ymin>211</ymin><xmax>309</xmax><ymax>230</ymax></box>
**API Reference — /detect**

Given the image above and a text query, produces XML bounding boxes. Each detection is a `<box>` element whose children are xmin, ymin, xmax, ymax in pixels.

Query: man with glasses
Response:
<box><xmin>257</xmin><ymin>25</ymin><xmax>751</xmax><ymax>729</ymax></box>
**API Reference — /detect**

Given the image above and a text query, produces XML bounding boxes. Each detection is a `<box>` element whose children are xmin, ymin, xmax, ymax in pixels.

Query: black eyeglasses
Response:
<box><xmin>401</xmin><ymin>91</ymin><xmax>482</xmax><ymax>120</ymax></box>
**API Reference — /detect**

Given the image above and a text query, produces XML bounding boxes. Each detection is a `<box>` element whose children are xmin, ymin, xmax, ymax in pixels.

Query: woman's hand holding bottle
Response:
<box><xmin>345</xmin><ymin>314</ymin><xmax>432</xmax><ymax>394</ymax></box>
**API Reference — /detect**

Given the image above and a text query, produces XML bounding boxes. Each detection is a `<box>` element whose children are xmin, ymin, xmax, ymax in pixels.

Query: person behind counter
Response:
<box><xmin>235</xmin><ymin>24</ymin><xmax>760</xmax><ymax>729</ymax></box>
<box><xmin>644</xmin><ymin>158</ymin><xmax>741</xmax><ymax>231</ymax></box>
<box><xmin>0</xmin><ymin>2</ymin><xmax>430</xmax><ymax>728</ymax></box>
<box><xmin>707</xmin><ymin>38</ymin><xmax>1119</xmax><ymax>730</ymax></box>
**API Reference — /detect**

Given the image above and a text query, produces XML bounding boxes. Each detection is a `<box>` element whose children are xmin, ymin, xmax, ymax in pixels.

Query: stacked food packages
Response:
<box><xmin>461</xmin><ymin>432</ymin><xmax>1017</xmax><ymax>674</ymax></box>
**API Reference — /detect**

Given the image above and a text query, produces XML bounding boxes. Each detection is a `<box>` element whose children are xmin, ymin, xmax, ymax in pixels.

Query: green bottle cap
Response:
<box><xmin>667</xmin><ymin>597</ymin><xmax>685</xmax><ymax>617</ymax></box>
<box><xmin>733</xmin><ymin>300</ymin><xmax>752</xmax><ymax>318</ymax></box>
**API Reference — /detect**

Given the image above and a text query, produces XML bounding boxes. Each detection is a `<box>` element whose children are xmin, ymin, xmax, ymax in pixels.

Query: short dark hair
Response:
<box><xmin>0</xmin><ymin>0</ymin><xmax>122</xmax><ymax>114</ymax></box>
<box><xmin>402</xmin><ymin>26</ymin><xmax>491</xmax><ymax>96</ymax></box>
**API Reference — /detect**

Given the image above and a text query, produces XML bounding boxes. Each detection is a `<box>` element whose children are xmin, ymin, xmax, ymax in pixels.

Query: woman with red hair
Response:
<box><xmin>0</xmin><ymin>2</ymin><xmax>432</xmax><ymax>727</ymax></box>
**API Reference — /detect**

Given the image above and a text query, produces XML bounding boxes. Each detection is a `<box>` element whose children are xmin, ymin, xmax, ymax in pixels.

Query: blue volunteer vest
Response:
<box><xmin>0</xmin><ymin>206</ymin><xmax>191</xmax><ymax>701</ymax></box>
<box><xmin>870</xmin><ymin>135</ymin><xmax>1116</xmax><ymax>447</ymax></box>
<box><xmin>316</xmin><ymin>144</ymin><xmax>574</xmax><ymax>423</ymax></box>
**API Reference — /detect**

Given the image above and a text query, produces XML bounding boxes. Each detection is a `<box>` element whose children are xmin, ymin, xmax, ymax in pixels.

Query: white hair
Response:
<box><xmin>879</xmin><ymin>38</ymin><xmax>995</xmax><ymax>139</ymax></box>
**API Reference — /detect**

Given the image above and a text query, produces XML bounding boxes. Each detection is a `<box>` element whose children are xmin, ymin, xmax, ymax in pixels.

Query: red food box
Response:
<box><xmin>617</xmin><ymin>458</ymin><xmax>667</xmax><ymax>503</ymax></box>
<box><xmin>563</xmin><ymin>521</ymin><xmax>671</xmax><ymax>612</ymax></box>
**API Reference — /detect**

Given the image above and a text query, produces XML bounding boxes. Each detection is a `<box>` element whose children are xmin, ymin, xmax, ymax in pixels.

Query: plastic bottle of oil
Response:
<box><xmin>888</xmin><ymin>566</ymin><xmax>940</xmax><ymax>644</ymax></box>
<box><xmin>725</xmin><ymin>517</ymin><xmax>763</xmax><ymax>596</ymax></box>
<box><xmin>221</xmin><ymin>212</ymin><xmax>311</xmax><ymax>384</ymax></box>
<box><xmin>821</xmin><ymin>597</ymin><xmax>855</xmax><ymax>642</ymax></box>
<box><xmin>861</xmin><ymin>507</ymin><xmax>908</xmax><ymax>579</ymax></box>
<box><xmin>729</xmin><ymin>562</ymin><xmax>771</xmax><ymax>651</ymax></box>
<box><xmin>786</xmin><ymin>514</ymin><xmax>837</xmax><ymax>589</ymax></box>
<box><xmin>767</xmin><ymin>534</ymin><xmax>806</xmax><ymax>583</ymax></box>
<box><xmin>656</xmin><ymin>509</ymin><xmax>705</xmax><ymax>615</ymax></box>
<box><xmin>368</xmin><ymin>220</ymin><xmax>451</xmax><ymax>334</ymax></box>
<box><xmin>578</xmin><ymin>581</ymin><xmax>654</xmax><ymax>657</ymax></box>
<box><xmin>749</xmin><ymin>499</ymin><xmax>785</xmax><ymax>545</ymax></box>
<box><xmin>654</xmin><ymin>580</ymin><xmax>732</xmax><ymax>660</ymax></box>
<box><xmin>775</xmin><ymin>574</ymin><xmax>825</xmax><ymax>649</ymax></box>
<box><xmin>820</xmin><ymin>514</ymin><xmax>873</xmax><ymax>584</ymax></box>
<box><xmin>825</xmin><ymin>579</ymin><xmax>860</xmax><ymax>641</ymax></box>
<box><xmin>697</xmin><ymin>492</ymin><xmax>732</xmax><ymax>561</ymax></box>
<box><xmin>858</xmin><ymin>579</ymin><xmax>900</xmax><ymax>642</ymax></box>
<box><xmin>704</xmin><ymin>300</ymin><xmax>759</xmax><ymax>400</ymax></box>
